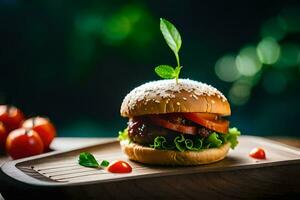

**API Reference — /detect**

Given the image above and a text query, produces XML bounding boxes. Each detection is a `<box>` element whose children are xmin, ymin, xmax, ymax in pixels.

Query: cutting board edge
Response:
<box><xmin>1</xmin><ymin>135</ymin><xmax>300</xmax><ymax>187</ymax></box>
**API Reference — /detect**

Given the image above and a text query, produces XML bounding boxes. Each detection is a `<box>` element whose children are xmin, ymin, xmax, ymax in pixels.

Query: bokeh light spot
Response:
<box><xmin>228</xmin><ymin>81</ymin><xmax>251</xmax><ymax>106</ymax></box>
<box><xmin>257</xmin><ymin>37</ymin><xmax>281</xmax><ymax>65</ymax></box>
<box><xmin>262</xmin><ymin>71</ymin><xmax>287</xmax><ymax>94</ymax></box>
<box><xmin>236</xmin><ymin>46</ymin><xmax>262</xmax><ymax>76</ymax></box>
<box><xmin>274</xmin><ymin>43</ymin><xmax>300</xmax><ymax>68</ymax></box>
<box><xmin>215</xmin><ymin>54</ymin><xmax>241</xmax><ymax>82</ymax></box>
<box><xmin>260</xmin><ymin>17</ymin><xmax>286</xmax><ymax>41</ymax></box>
<box><xmin>240</xmin><ymin>72</ymin><xmax>263</xmax><ymax>87</ymax></box>
<box><xmin>103</xmin><ymin>15</ymin><xmax>132</xmax><ymax>42</ymax></box>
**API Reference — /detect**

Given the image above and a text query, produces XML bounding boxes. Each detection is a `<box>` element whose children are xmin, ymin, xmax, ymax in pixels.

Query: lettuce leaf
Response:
<box><xmin>219</xmin><ymin>127</ymin><xmax>241</xmax><ymax>149</ymax></box>
<box><xmin>150</xmin><ymin>136</ymin><xmax>175</xmax><ymax>150</ymax></box>
<box><xmin>174</xmin><ymin>134</ymin><xmax>186</xmax><ymax>152</ymax></box>
<box><xmin>118</xmin><ymin>127</ymin><xmax>241</xmax><ymax>152</ymax></box>
<box><xmin>185</xmin><ymin>137</ymin><xmax>203</xmax><ymax>151</ymax></box>
<box><xmin>118</xmin><ymin>128</ymin><xmax>129</xmax><ymax>141</ymax></box>
<box><xmin>206</xmin><ymin>132</ymin><xmax>222</xmax><ymax>148</ymax></box>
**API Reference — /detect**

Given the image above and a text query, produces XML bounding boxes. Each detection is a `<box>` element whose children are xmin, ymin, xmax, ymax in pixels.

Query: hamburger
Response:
<box><xmin>119</xmin><ymin>79</ymin><xmax>240</xmax><ymax>165</ymax></box>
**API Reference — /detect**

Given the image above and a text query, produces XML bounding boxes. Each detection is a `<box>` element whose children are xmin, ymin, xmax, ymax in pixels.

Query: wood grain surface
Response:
<box><xmin>1</xmin><ymin>136</ymin><xmax>300</xmax><ymax>200</ymax></box>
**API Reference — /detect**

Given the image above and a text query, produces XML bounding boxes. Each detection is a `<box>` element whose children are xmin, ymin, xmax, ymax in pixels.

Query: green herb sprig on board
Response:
<box><xmin>155</xmin><ymin>18</ymin><xmax>183</xmax><ymax>84</ymax></box>
<box><xmin>78</xmin><ymin>152</ymin><xmax>109</xmax><ymax>168</ymax></box>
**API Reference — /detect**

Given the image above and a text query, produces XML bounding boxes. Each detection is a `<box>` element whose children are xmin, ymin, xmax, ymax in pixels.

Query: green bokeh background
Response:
<box><xmin>0</xmin><ymin>0</ymin><xmax>299</xmax><ymax>137</ymax></box>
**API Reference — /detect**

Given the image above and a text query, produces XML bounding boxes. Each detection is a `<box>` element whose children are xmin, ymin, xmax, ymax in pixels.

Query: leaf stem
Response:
<box><xmin>175</xmin><ymin>52</ymin><xmax>180</xmax><ymax>84</ymax></box>
<box><xmin>175</xmin><ymin>52</ymin><xmax>180</xmax><ymax>68</ymax></box>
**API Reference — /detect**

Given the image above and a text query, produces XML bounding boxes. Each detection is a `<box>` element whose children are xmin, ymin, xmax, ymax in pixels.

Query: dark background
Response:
<box><xmin>0</xmin><ymin>0</ymin><xmax>299</xmax><ymax>137</ymax></box>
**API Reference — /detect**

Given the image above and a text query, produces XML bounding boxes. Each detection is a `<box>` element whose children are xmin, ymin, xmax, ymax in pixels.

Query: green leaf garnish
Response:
<box><xmin>160</xmin><ymin>18</ymin><xmax>182</xmax><ymax>64</ymax></box>
<box><xmin>155</xmin><ymin>65</ymin><xmax>177</xmax><ymax>79</ymax></box>
<box><xmin>79</xmin><ymin>152</ymin><xmax>99</xmax><ymax>168</ymax></box>
<box><xmin>155</xmin><ymin>18</ymin><xmax>183</xmax><ymax>84</ymax></box>
<box><xmin>100</xmin><ymin>160</ymin><xmax>110</xmax><ymax>167</ymax></box>
<box><xmin>79</xmin><ymin>152</ymin><xmax>110</xmax><ymax>168</ymax></box>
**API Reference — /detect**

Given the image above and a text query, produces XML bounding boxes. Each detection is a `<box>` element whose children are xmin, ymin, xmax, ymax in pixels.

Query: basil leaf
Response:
<box><xmin>154</xmin><ymin>18</ymin><xmax>183</xmax><ymax>83</ymax></box>
<box><xmin>160</xmin><ymin>18</ymin><xmax>182</xmax><ymax>55</ymax></box>
<box><xmin>155</xmin><ymin>65</ymin><xmax>176</xmax><ymax>79</ymax></box>
<box><xmin>100</xmin><ymin>160</ymin><xmax>110</xmax><ymax>167</ymax></box>
<box><xmin>79</xmin><ymin>152</ymin><xmax>99</xmax><ymax>168</ymax></box>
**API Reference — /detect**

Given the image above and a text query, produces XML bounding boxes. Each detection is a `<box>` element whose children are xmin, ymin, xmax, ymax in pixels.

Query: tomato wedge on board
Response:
<box><xmin>107</xmin><ymin>160</ymin><xmax>132</xmax><ymax>173</ymax></box>
<box><xmin>183</xmin><ymin>113</ymin><xmax>229</xmax><ymax>134</ymax></box>
<box><xmin>249</xmin><ymin>147</ymin><xmax>266</xmax><ymax>159</ymax></box>
<box><xmin>148</xmin><ymin>116</ymin><xmax>198</xmax><ymax>135</ymax></box>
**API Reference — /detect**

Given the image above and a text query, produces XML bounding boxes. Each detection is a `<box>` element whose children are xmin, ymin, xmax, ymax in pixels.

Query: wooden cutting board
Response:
<box><xmin>1</xmin><ymin>135</ymin><xmax>300</xmax><ymax>200</ymax></box>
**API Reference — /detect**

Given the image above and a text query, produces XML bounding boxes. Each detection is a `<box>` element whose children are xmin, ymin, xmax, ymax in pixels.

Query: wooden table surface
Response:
<box><xmin>0</xmin><ymin>136</ymin><xmax>299</xmax><ymax>200</ymax></box>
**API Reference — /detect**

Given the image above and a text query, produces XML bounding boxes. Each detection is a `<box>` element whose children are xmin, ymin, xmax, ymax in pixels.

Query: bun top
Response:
<box><xmin>120</xmin><ymin>79</ymin><xmax>231</xmax><ymax>117</ymax></box>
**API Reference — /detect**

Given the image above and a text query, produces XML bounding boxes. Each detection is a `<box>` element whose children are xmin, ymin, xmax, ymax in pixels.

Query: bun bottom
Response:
<box><xmin>120</xmin><ymin>141</ymin><xmax>230</xmax><ymax>166</ymax></box>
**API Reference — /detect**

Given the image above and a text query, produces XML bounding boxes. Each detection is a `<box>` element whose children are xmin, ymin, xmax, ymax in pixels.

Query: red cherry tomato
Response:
<box><xmin>6</xmin><ymin>128</ymin><xmax>44</xmax><ymax>159</ymax></box>
<box><xmin>249</xmin><ymin>147</ymin><xmax>266</xmax><ymax>159</ymax></box>
<box><xmin>149</xmin><ymin>116</ymin><xmax>198</xmax><ymax>135</ymax></box>
<box><xmin>107</xmin><ymin>160</ymin><xmax>132</xmax><ymax>173</ymax></box>
<box><xmin>0</xmin><ymin>105</ymin><xmax>25</xmax><ymax>132</ymax></box>
<box><xmin>183</xmin><ymin>113</ymin><xmax>229</xmax><ymax>133</ymax></box>
<box><xmin>22</xmin><ymin>117</ymin><xmax>56</xmax><ymax>151</ymax></box>
<box><xmin>0</xmin><ymin>122</ymin><xmax>7</xmax><ymax>151</ymax></box>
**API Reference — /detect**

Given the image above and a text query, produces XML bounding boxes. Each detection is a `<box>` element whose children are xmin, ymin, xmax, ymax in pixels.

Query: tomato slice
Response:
<box><xmin>148</xmin><ymin>116</ymin><xmax>198</xmax><ymax>135</ymax></box>
<box><xmin>183</xmin><ymin>113</ymin><xmax>229</xmax><ymax>134</ymax></box>
<box><xmin>187</xmin><ymin>113</ymin><xmax>218</xmax><ymax>120</ymax></box>
<box><xmin>249</xmin><ymin>147</ymin><xmax>266</xmax><ymax>159</ymax></box>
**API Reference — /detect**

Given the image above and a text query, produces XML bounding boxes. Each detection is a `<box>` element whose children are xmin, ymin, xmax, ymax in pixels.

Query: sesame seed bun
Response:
<box><xmin>120</xmin><ymin>79</ymin><xmax>231</xmax><ymax>166</ymax></box>
<box><xmin>120</xmin><ymin>79</ymin><xmax>231</xmax><ymax>117</ymax></box>
<box><xmin>120</xmin><ymin>141</ymin><xmax>231</xmax><ymax>165</ymax></box>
